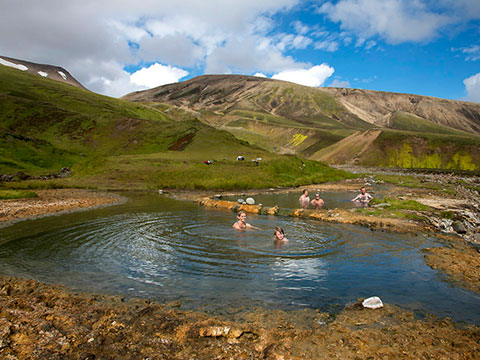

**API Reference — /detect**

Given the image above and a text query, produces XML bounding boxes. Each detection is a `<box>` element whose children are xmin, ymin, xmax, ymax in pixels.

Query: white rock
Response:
<box><xmin>362</xmin><ymin>296</ymin><xmax>383</xmax><ymax>309</ymax></box>
<box><xmin>246</xmin><ymin>197</ymin><xmax>255</xmax><ymax>205</ymax></box>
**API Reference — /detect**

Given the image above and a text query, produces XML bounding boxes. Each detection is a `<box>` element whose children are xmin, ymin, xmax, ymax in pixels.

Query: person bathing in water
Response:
<box><xmin>274</xmin><ymin>227</ymin><xmax>288</xmax><ymax>248</ymax></box>
<box><xmin>310</xmin><ymin>193</ymin><xmax>324</xmax><ymax>209</ymax></box>
<box><xmin>233</xmin><ymin>210</ymin><xmax>260</xmax><ymax>230</ymax></box>
<box><xmin>299</xmin><ymin>189</ymin><xmax>310</xmax><ymax>209</ymax></box>
<box><xmin>351</xmin><ymin>187</ymin><xmax>373</xmax><ymax>204</ymax></box>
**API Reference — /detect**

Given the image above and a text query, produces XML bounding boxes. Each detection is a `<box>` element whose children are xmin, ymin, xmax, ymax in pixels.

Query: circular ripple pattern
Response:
<box><xmin>0</xmin><ymin>211</ymin><xmax>346</xmax><ymax>300</ymax></box>
<box><xmin>1</xmin><ymin>200</ymin><xmax>480</xmax><ymax>322</ymax></box>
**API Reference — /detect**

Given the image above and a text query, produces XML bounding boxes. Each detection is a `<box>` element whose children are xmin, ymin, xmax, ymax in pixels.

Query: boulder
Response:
<box><xmin>362</xmin><ymin>296</ymin><xmax>383</xmax><ymax>309</ymax></box>
<box><xmin>14</xmin><ymin>172</ymin><xmax>30</xmax><ymax>180</ymax></box>
<box><xmin>58</xmin><ymin>167</ymin><xmax>71</xmax><ymax>178</ymax></box>
<box><xmin>0</xmin><ymin>174</ymin><xmax>13</xmax><ymax>182</ymax></box>
<box><xmin>452</xmin><ymin>221</ymin><xmax>467</xmax><ymax>234</ymax></box>
<box><xmin>469</xmin><ymin>233</ymin><xmax>480</xmax><ymax>244</ymax></box>
<box><xmin>245</xmin><ymin>197</ymin><xmax>255</xmax><ymax>205</ymax></box>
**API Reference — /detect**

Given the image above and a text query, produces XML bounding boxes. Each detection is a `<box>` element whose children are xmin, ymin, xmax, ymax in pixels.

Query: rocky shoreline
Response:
<box><xmin>1</xmin><ymin>184</ymin><xmax>479</xmax><ymax>358</ymax></box>
<box><xmin>0</xmin><ymin>189</ymin><xmax>123</xmax><ymax>228</ymax></box>
<box><xmin>0</xmin><ymin>275</ymin><xmax>479</xmax><ymax>359</ymax></box>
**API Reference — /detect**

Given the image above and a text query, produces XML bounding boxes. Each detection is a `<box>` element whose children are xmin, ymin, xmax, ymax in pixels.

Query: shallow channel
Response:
<box><xmin>0</xmin><ymin>192</ymin><xmax>479</xmax><ymax>323</ymax></box>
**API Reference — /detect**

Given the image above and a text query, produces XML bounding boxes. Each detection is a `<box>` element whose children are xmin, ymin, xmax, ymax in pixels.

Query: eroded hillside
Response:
<box><xmin>123</xmin><ymin>75</ymin><xmax>480</xmax><ymax>170</ymax></box>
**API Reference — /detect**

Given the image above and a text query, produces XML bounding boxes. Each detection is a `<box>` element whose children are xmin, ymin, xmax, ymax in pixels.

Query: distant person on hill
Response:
<box><xmin>310</xmin><ymin>193</ymin><xmax>324</xmax><ymax>209</ymax></box>
<box><xmin>352</xmin><ymin>187</ymin><xmax>373</xmax><ymax>205</ymax></box>
<box><xmin>274</xmin><ymin>227</ymin><xmax>289</xmax><ymax>248</ymax></box>
<box><xmin>299</xmin><ymin>189</ymin><xmax>310</xmax><ymax>209</ymax></box>
<box><xmin>233</xmin><ymin>210</ymin><xmax>260</xmax><ymax>230</ymax></box>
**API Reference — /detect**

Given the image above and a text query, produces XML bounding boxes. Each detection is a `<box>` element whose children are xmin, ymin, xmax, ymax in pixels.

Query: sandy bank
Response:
<box><xmin>0</xmin><ymin>189</ymin><xmax>123</xmax><ymax>227</ymax></box>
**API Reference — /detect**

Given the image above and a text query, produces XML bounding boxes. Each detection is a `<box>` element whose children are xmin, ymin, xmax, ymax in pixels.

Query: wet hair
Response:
<box><xmin>237</xmin><ymin>210</ymin><xmax>247</xmax><ymax>217</ymax></box>
<box><xmin>274</xmin><ymin>226</ymin><xmax>285</xmax><ymax>235</ymax></box>
<box><xmin>302</xmin><ymin>189</ymin><xmax>308</xmax><ymax>195</ymax></box>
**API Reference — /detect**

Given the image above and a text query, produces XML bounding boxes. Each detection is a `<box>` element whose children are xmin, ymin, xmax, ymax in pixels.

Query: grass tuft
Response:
<box><xmin>0</xmin><ymin>190</ymin><xmax>38</xmax><ymax>200</ymax></box>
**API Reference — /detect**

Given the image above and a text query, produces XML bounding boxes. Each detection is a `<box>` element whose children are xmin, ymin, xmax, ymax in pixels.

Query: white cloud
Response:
<box><xmin>365</xmin><ymin>40</ymin><xmax>377</xmax><ymax>50</ymax></box>
<box><xmin>0</xmin><ymin>0</ymin><xmax>300</xmax><ymax>97</ymax></box>
<box><xmin>275</xmin><ymin>33</ymin><xmax>313</xmax><ymax>51</ymax></box>
<box><xmin>329</xmin><ymin>79</ymin><xmax>351</xmax><ymax>88</ymax></box>
<box><xmin>272</xmin><ymin>64</ymin><xmax>334</xmax><ymax>87</ymax></box>
<box><xmin>204</xmin><ymin>35</ymin><xmax>302</xmax><ymax>74</ymax></box>
<box><xmin>292</xmin><ymin>21</ymin><xmax>310</xmax><ymax>35</ymax></box>
<box><xmin>438</xmin><ymin>0</ymin><xmax>480</xmax><ymax>20</ymax></box>
<box><xmin>137</xmin><ymin>33</ymin><xmax>203</xmax><ymax>67</ymax></box>
<box><xmin>254</xmin><ymin>72</ymin><xmax>267</xmax><ymax>77</ymax></box>
<box><xmin>453</xmin><ymin>45</ymin><xmax>480</xmax><ymax>61</ymax></box>
<box><xmin>130</xmin><ymin>63</ymin><xmax>188</xmax><ymax>88</ymax></box>
<box><xmin>463</xmin><ymin>72</ymin><xmax>480</xmax><ymax>102</ymax></box>
<box><xmin>314</xmin><ymin>40</ymin><xmax>339</xmax><ymax>52</ymax></box>
<box><xmin>318</xmin><ymin>0</ymin><xmax>451</xmax><ymax>44</ymax></box>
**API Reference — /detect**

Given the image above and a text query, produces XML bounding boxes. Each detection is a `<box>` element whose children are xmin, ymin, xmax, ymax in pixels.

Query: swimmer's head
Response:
<box><xmin>315</xmin><ymin>193</ymin><xmax>320</xmax><ymax>199</ymax></box>
<box><xmin>237</xmin><ymin>210</ymin><xmax>247</xmax><ymax>221</ymax></box>
<box><xmin>274</xmin><ymin>226</ymin><xmax>285</xmax><ymax>240</ymax></box>
<box><xmin>361</xmin><ymin>187</ymin><xmax>366</xmax><ymax>194</ymax></box>
<box><xmin>302</xmin><ymin>189</ymin><xmax>308</xmax><ymax>195</ymax></box>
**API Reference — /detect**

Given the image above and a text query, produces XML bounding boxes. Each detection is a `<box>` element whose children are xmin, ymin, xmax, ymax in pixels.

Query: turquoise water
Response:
<box><xmin>0</xmin><ymin>192</ymin><xmax>479</xmax><ymax>323</ymax></box>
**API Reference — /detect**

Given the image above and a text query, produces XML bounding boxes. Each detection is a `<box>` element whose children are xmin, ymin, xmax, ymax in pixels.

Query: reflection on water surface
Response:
<box><xmin>0</xmin><ymin>192</ymin><xmax>479</xmax><ymax>323</ymax></box>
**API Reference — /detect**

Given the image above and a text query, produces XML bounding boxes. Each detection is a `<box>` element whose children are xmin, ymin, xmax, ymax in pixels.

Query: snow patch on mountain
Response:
<box><xmin>0</xmin><ymin>57</ymin><xmax>28</xmax><ymax>71</ymax></box>
<box><xmin>58</xmin><ymin>71</ymin><xmax>67</xmax><ymax>80</ymax></box>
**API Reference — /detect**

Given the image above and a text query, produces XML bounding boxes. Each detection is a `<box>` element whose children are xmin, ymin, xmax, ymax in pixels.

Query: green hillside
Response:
<box><xmin>123</xmin><ymin>75</ymin><xmax>480</xmax><ymax>171</ymax></box>
<box><xmin>389</xmin><ymin>112</ymin><xmax>471</xmax><ymax>135</ymax></box>
<box><xmin>0</xmin><ymin>66</ymin><xmax>351</xmax><ymax>189</ymax></box>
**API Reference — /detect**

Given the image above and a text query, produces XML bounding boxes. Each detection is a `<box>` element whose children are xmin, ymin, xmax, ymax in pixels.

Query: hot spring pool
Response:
<box><xmin>0</xmin><ymin>192</ymin><xmax>479</xmax><ymax>323</ymax></box>
<box><xmin>223</xmin><ymin>190</ymin><xmax>370</xmax><ymax>209</ymax></box>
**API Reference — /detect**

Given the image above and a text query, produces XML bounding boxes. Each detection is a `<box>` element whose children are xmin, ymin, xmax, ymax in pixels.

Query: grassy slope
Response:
<box><xmin>390</xmin><ymin>112</ymin><xmax>471</xmax><ymax>135</ymax></box>
<box><xmin>125</xmin><ymin>76</ymin><xmax>480</xmax><ymax>171</ymax></box>
<box><xmin>0</xmin><ymin>66</ymin><xmax>351</xmax><ymax>189</ymax></box>
<box><xmin>124</xmin><ymin>77</ymin><xmax>373</xmax><ymax>156</ymax></box>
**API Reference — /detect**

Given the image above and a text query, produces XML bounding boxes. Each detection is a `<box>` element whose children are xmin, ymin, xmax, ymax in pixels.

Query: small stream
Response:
<box><xmin>0</xmin><ymin>192</ymin><xmax>479</xmax><ymax>323</ymax></box>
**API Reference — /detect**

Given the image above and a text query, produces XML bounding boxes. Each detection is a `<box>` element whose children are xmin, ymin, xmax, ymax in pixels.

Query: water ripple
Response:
<box><xmin>0</xmin><ymin>195</ymin><xmax>479</xmax><ymax>323</ymax></box>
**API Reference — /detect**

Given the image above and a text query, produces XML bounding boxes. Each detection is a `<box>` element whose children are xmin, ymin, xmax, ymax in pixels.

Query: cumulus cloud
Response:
<box><xmin>130</xmin><ymin>63</ymin><xmax>188</xmax><ymax>88</ymax></box>
<box><xmin>137</xmin><ymin>33</ymin><xmax>203</xmax><ymax>67</ymax></box>
<box><xmin>254</xmin><ymin>72</ymin><xmax>267</xmax><ymax>77</ymax></box>
<box><xmin>318</xmin><ymin>0</ymin><xmax>450</xmax><ymax>44</ymax></box>
<box><xmin>463</xmin><ymin>73</ymin><xmax>480</xmax><ymax>102</ymax></box>
<box><xmin>204</xmin><ymin>35</ymin><xmax>302</xmax><ymax>74</ymax></box>
<box><xmin>272</xmin><ymin>64</ymin><xmax>335</xmax><ymax>87</ymax></box>
<box><xmin>0</xmin><ymin>0</ymin><xmax>300</xmax><ymax>97</ymax></box>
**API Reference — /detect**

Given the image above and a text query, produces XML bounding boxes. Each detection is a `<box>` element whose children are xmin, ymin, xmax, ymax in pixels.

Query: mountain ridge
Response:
<box><xmin>123</xmin><ymin>74</ymin><xmax>480</xmax><ymax>170</ymax></box>
<box><xmin>0</xmin><ymin>55</ymin><xmax>86</xmax><ymax>90</ymax></box>
<box><xmin>123</xmin><ymin>74</ymin><xmax>480</xmax><ymax>135</ymax></box>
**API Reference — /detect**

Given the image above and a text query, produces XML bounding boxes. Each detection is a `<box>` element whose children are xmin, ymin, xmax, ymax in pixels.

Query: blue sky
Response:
<box><xmin>1</xmin><ymin>0</ymin><xmax>479</xmax><ymax>101</ymax></box>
